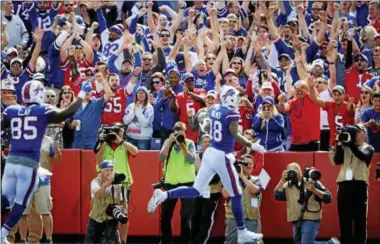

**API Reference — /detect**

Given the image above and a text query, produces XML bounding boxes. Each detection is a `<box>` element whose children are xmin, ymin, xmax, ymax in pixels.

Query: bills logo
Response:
<box><xmin>34</xmin><ymin>85</ymin><xmax>44</xmax><ymax>95</ymax></box>
<box><xmin>222</xmin><ymin>89</ymin><xmax>235</xmax><ymax>100</ymax></box>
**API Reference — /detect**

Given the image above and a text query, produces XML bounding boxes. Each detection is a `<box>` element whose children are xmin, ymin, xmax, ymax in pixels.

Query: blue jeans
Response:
<box><xmin>126</xmin><ymin>136</ymin><xmax>151</xmax><ymax>150</ymax></box>
<box><xmin>292</xmin><ymin>220</ymin><xmax>331</xmax><ymax>244</ymax></box>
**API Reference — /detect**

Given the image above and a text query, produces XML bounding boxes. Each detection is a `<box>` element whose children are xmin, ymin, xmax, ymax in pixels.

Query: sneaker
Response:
<box><xmin>45</xmin><ymin>239</ymin><xmax>53</xmax><ymax>244</ymax></box>
<box><xmin>329</xmin><ymin>237</ymin><xmax>340</xmax><ymax>244</ymax></box>
<box><xmin>237</xmin><ymin>229</ymin><xmax>263</xmax><ymax>244</ymax></box>
<box><xmin>147</xmin><ymin>189</ymin><xmax>167</xmax><ymax>214</ymax></box>
<box><xmin>1</xmin><ymin>236</ymin><xmax>10</xmax><ymax>244</ymax></box>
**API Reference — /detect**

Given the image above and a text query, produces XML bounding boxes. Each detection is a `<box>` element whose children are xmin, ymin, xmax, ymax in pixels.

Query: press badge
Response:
<box><xmin>251</xmin><ymin>197</ymin><xmax>259</xmax><ymax>208</ymax></box>
<box><xmin>346</xmin><ymin>167</ymin><xmax>353</xmax><ymax>180</ymax></box>
<box><xmin>202</xmin><ymin>186</ymin><xmax>211</xmax><ymax>199</ymax></box>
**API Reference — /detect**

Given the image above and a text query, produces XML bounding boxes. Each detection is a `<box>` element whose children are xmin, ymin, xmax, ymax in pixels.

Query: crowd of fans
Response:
<box><xmin>1</xmin><ymin>0</ymin><xmax>380</xmax><ymax>153</ymax></box>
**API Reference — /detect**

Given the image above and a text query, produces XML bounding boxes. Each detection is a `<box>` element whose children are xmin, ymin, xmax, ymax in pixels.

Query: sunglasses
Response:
<box><xmin>229</xmin><ymin>20</ymin><xmax>237</xmax><ymax>24</ymax></box>
<box><xmin>152</xmin><ymin>80</ymin><xmax>161</xmax><ymax>84</ymax></box>
<box><xmin>232</xmin><ymin>62</ymin><xmax>242</xmax><ymax>65</ymax></box>
<box><xmin>185</xmin><ymin>78</ymin><xmax>195</xmax><ymax>83</ymax></box>
<box><xmin>312</xmin><ymin>8</ymin><xmax>322</xmax><ymax>11</ymax></box>
<box><xmin>143</xmin><ymin>58</ymin><xmax>152</xmax><ymax>61</ymax></box>
<box><xmin>317</xmin><ymin>81</ymin><xmax>326</xmax><ymax>84</ymax></box>
<box><xmin>160</xmin><ymin>34</ymin><xmax>170</xmax><ymax>38</ymax></box>
<box><xmin>279</xmin><ymin>59</ymin><xmax>289</xmax><ymax>63</ymax></box>
<box><xmin>46</xmin><ymin>95</ymin><xmax>56</xmax><ymax>98</ymax></box>
<box><xmin>361</xmin><ymin>90</ymin><xmax>370</xmax><ymax>94</ymax></box>
<box><xmin>207</xmin><ymin>57</ymin><xmax>216</xmax><ymax>60</ymax></box>
<box><xmin>11</xmin><ymin>63</ymin><xmax>22</xmax><ymax>68</ymax></box>
<box><xmin>65</xmin><ymin>4</ymin><xmax>74</xmax><ymax>7</ymax></box>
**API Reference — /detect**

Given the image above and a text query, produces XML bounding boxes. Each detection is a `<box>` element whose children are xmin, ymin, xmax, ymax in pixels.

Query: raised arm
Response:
<box><xmin>147</xmin><ymin>1</ymin><xmax>157</xmax><ymax>35</ymax></box>
<box><xmin>168</xmin><ymin>1</ymin><xmax>186</xmax><ymax>34</ymax></box>
<box><xmin>60</xmin><ymin>27</ymin><xmax>76</xmax><ymax>62</ymax></box>
<box><xmin>28</xmin><ymin>28</ymin><xmax>44</xmax><ymax>71</ymax></box>
<box><xmin>327</xmin><ymin>40</ymin><xmax>338</xmax><ymax>89</ymax></box>
<box><xmin>307</xmin><ymin>76</ymin><xmax>326</xmax><ymax>108</ymax></box>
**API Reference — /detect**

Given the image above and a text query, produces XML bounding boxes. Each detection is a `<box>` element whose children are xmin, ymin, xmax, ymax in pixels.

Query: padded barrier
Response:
<box><xmin>48</xmin><ymin>150</ymin><xmax>379</xmax><ymax>238</ymax></box>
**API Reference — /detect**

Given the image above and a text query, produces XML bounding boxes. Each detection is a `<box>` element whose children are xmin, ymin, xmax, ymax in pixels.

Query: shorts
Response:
<box><xmin>23</xmin><ymin>185</ymin><xmax>52</xmax><ymax>215</ymax></box>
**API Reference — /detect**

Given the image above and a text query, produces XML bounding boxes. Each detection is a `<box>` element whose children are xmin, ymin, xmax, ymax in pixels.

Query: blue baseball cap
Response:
<box><xmin>100</xmin><ymin>161</ymin><xmax>114</xmax><ymax>169</ymax></box>
<box><xmin>262</xmin><ymin>96</ymin><xmax>274</xmax><ymax>104</ymax></box>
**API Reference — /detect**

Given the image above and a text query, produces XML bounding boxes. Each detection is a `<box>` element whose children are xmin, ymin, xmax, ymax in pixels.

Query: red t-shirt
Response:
<box><xmin>60</xmin><ymin>57</ymin><xmax>92</xmax><ymax>95</ymax></box>
<box><xmin>101</xmin><ymin>88</ymin><xmax>130</xmax><ymax>125</ymax></box>
<box><xmin>289</xmin><ymin>94</ymin><xmax>320</xmax><ymax>144</ymax></box>
<box><xmin>176</xmin><ymin>89</ymin><xmax>206</xmax><ymax>143</ymax></box>
<box><xmin>234</xmin><ymin>105</ymin><xmax>254</xmax><ymax>151</ymax></box>
<box><xmin>345</xmin><ymin>66</ymin><xmax>373</xmax><ymax>103</ymax></box>
<box><xmin>235</xmin><ymin>149</ymin><xmax>264</xmax><ymax>176</ymax></box>
<box><xmin>323</xmin><ymin>101</ymin><xmax>355</xmax><ymax>146</ymax></box>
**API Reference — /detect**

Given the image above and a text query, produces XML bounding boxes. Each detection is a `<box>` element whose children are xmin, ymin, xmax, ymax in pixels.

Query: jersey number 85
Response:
<box><xmin>11</xmin><ymin>117</ymin><xmax>38</xmax><ymax>140</ymax></box>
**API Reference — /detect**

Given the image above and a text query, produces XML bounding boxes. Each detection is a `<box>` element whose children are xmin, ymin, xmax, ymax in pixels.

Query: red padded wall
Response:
<box><xmin>50</xmin><ymin>150</ymin><xmax>81</xmax><ymax>234</ymax></box>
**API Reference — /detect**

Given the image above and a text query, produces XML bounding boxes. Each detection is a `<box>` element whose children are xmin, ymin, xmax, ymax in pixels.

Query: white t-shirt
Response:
<box><xmin>319</xmin><ymin>89</ymin><xmax>333</xmax><ymax>130</ymax></box>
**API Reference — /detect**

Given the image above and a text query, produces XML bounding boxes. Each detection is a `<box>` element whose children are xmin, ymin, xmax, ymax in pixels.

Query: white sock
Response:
<box><xmin>1</xmin><ymin>227</ymin><xmax>9</xmax><ymax>238</ymax></box>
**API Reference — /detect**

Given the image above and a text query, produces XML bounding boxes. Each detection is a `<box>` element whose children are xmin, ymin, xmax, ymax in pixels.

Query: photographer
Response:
<box><xmin>274</xmin><ymin>163</ymin><xmax>335</xmax><ymax>244</ymax></box>
<box><xmin>191</xmin><ymin>134</ymin><xmax>222</xmax><ymax>244</ymax></box>
<box><xmin>329</xmin><ymin>125</ymin><xmax>374</xmax><ymax>244</ymax></box>
<box><xmin>94</xmin><ymin>122</ymin><xmax>138</xmax><ymax>244</ymax></box>
<box><xmin>158</xmin><ymin>122</ymin><xmax>196</xmax><ymax>244</ymax></box>
<box><xmin>222</xmin><ymin>154</ymin><xmax>263</xmax><ymax>244</ymax></box>
<box><xmin>84</xmin><ymin>161</ymin><xmax>129</xmax><ymax>244</ymax></box>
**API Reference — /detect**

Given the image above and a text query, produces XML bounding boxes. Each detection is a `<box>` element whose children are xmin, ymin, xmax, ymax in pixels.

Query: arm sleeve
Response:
<box><xmin>306</xmin><ymin>41</ymin><xmax>320</xmax><ymax>63</ymax></box>
<box><xmin>128</xmin><ymin>14</ymin><xmax>139</xmax><ymax>34</ymax></box>
<box><xmin>333</xmin><ymin>145</ymin><xmax>345</xmax><ymax>165</ymax></box>
<box><xmin>108</xmin><ymin>54</ymin><xmax>121</xmax><ymax>74</ymax></box>
<box><xmin>135</xmin><ymin>105</ymin><xmax>154</xmax><ymax>127</ymax></box>
<box><xmin>123</xmin><ymin>104</ymin><xmax>136</xmax><ymax>125</ymax></box>
<box><xmin>185</xmin><ymin>141</ymin><xmax>196</xmax><ymax>163</ymax></box>
<box><xmin>96</xmin><ymin>9</ymin><xmax>108</xmax><ymax>34</ymax></box>
<box><xmin>347</xmin><ymin>143</ymin><xmax>374</xmax><ymax>165</ymax></box>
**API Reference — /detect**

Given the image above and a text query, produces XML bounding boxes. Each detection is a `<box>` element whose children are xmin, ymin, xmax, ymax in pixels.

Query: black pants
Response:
<box><xmin>319</xmin><ymin>130</ymin><xmax>330</xmax><ymax>151</ymax></box>
<box><xmin>190</xmin><ymin>192</ymin><xmax>220</xmax><ymax>244</ymax></box>
<box><xmin>160</xmin><ymin>127</ymin><xmax>173</xmax><ymax>148</ymax></box>
<box><xmin>161</xmin><ymin>183</ymin><xmax>194</xmax><ymax>244</ymax></box>
<box><xmin>337</xmin><ymin>181</ymin><xmax>368</xmax><ymax>244</ymax></box>
<box><xmin>290</xmin><ymin>141</ymin><xmax>320</xmax><ymax>152</ymax></box>
<box><xmin>84</xmin><ymin>218</ymin><xmax>119</xmax><ymax>244</ymax></box>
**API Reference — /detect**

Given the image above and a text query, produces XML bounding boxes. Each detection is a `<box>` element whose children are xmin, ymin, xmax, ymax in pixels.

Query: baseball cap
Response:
<box><xmin>354</xmin><ymin>53</ymin><xmax>368</xmax><ymax>63</ymax></box>
<box><xmin>183</xmin><ymin>72</ymin><xmax>195</xmax><ymax>82</ymax></box>
<box><xmin>261</xmin><ymin>82</ymin><xmax>273</xmax><ymax>90</ymax></box>
<box><xmin>176</xmin><ymin>52</ymin><xmax>186</xmax><ymax>72</ymax></box>
<box><xmin>311</xmin><ymin>59</ymin><xmax>325</xmax><ymax>70</ymax></box>
<box><xmin>6</xmin><ymin>47</ymin><xmax>18</xmax><ymax>56</ymax></box>
<box><xmin>223</xmin><ymin>68</ymin><xmax>236</xmax><ymax>77</ymax></box>
<box><xmin>278</xmin><ymin>54</ymin><xmax>291</xmax><ymax>61</ymax></box>
<box><xmin>262</xmin><ymin>96</ymin><xmax>274</xmax><ymax>104</ymax></box>
<box><xmin>10</xmin><ymin>58</ymin><xmax>23</xmax><ymax>66</ymax></box>
<box><xmin>354</xmin><ymin>124</ymin><xmax>366</xmax><ymax>132</ymax></box>
<box><xmin>100</xmin><ymin>160</ymin><xmax>114</xmax><ymax>169</ymax></box>
<box><xmin>332</xmin><ymin>85</ymin><xmax>345</xmax><ymax>94</ymax></box>
<box><xmin>1</xmin><ymin>79</ymin><xmax>15</xmax><ymax>91</ymax></box>
<box><xmin>206</xmin><ymin>90</ymin><xmax>217</xmax><ymax>99</ymax></box>
<box><xmin>167</xmin><ymin>68</ymin><xmax>180</xmax><ymax>77</ymax></box>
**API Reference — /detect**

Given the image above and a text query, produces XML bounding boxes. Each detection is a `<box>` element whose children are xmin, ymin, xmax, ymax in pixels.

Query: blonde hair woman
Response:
<box><xmin>355</xmin><ymin>85</ymin><xmax>373</xmax><ymax>123</ymax></box>
<box><xmin>252</xmin><ymin>96</ymin><xmax>285</xmax><ymax>152</ymax></box>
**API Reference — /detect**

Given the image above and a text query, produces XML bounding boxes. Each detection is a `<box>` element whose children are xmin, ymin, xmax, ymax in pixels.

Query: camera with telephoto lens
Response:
<box><xmin>234</xmin><ymin>159</ymin><xmax>249</xmax><ymax>174</ymax></box>
<box><xmin>337</xmin><ymin>125</ymin><xmax>358</xmax><ymax>144</ymax></box>
<box><xmin>174</xmin><ymin>133</ymin><xmax>185</xmax><ymax>144</ymax></box>
<box><xmin>152</xmin><ymin>177</ymin><xmax>165</xmax><ymax>189</ymax></box>
<box><xmin>97</xmin><ymin>126</ymin><xmax>121</xmax><ymax>144</ymax></box>
<box><xmin>105</xmin><ymin>204</ymin><xmax>128</xmax><ymax>224</ymax></box>
<box><xmin>112</xmin><ymin>173</ymin><xmax>126</xmax><ymax>185</ymax></box>
<box><xmin>303</xmin><ymin>167</ymin><xmax>321</xmax><ymax>182</ymax></box>
<box><xmin>286</xmin><ymin>169</ymin><xmax>299</xmax><ymax>186</ymax></box>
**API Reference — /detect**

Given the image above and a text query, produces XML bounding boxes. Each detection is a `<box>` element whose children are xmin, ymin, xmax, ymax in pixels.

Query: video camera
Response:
<box><xmin>336</xmin><ymin>125</ymin><xmax>358</xmax><ymax>144</ymax></box>
<box><xmin>303</xmin><ymin>167</ymin><xmax>321</xmax><ymax>182</ymax></box>
<box><xmin>97</xmin><ymin>125</ymin><xmax>122</xmax><ymax>144</ymax></box>
<box><xmin>105</xmin><ymin>204</ymin><xmax>128</xmax><ymax>224</ymax></box>
<box><xmin>234</xmin><ymin>159</ymin><xmax>249</xmax><ymax>174</ymax></box>
<box><xmin>286</xmin><ymin>169</ymin><xmax>299</xmax><ymax>186</ymax></box>
<box><xmin>112</xmin><ymin>173</ymin><xmax>126</xmax><ymax>185</ymax></box>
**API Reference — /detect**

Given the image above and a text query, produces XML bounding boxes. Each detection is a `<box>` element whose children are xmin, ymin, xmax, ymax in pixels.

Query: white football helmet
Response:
<box><xmin>22</xmin><ymin>80</ymin><xmax>46</xmax><ymax>104</ymax></box>
<box><xmin>220</xmin><ymin>85</ymin><xmax>240</xmax><ymax>111</ymax></box>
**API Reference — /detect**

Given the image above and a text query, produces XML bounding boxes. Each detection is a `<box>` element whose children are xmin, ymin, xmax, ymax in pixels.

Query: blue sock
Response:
<box><xmin>3</xmin><ymin>203</ymin><xmax>25</xmax><ymax>233</ymax></box>
<box><xmin>230</xmin><ymin>195</ymin><xmax>246</xmax><ymax>230</ymax></box>
<box><xmin>167</xmin><ymin>186</ymin><xmax>200</xmax><ymax>199</ymax></box>
<box><xmin>1</xmin><ymin>195</ymin><xmax>10</xmax><ymax>214</ymax></box>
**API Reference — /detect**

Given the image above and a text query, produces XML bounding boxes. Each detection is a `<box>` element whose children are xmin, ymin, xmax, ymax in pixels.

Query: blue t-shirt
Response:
<box><xmin>209</xmin><ymin>104</ymin><xmax>240</xmax><ymax>153</ymax></box>
<box><xmin>361</xmin><ymin>108</ymin><xmax>380</xmax><ymax>152</ymax></box>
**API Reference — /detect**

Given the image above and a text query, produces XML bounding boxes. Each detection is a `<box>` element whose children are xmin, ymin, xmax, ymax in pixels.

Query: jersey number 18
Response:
<box><xmin>209</xmin><ymin>119</ymin><xmax>223</xmax><ymax>142</ymax></box>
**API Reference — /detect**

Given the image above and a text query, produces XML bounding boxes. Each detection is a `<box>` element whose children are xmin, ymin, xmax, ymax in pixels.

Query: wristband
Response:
<box><xmin>328</xmin><ymin>62</ymin><xmax>335</xmax><ymax>65</ymax></box>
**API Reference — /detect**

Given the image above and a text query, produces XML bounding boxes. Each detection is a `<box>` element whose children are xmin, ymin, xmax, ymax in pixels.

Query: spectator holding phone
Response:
<box><xmin>252</xmin><ymin>96</ymin><xmax>285</xmax><ymax>152</ymax></box>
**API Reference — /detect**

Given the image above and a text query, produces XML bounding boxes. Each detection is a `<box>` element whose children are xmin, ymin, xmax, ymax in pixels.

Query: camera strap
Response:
<box><xmin>163</xmin><ymin>142</ymin><xmax>175</xmax><ymax>177</ymax></box>
<box><xmin>111</xmin><ymin>185</ymin><xmax>126</xmax><ymax>204</ymax></box>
